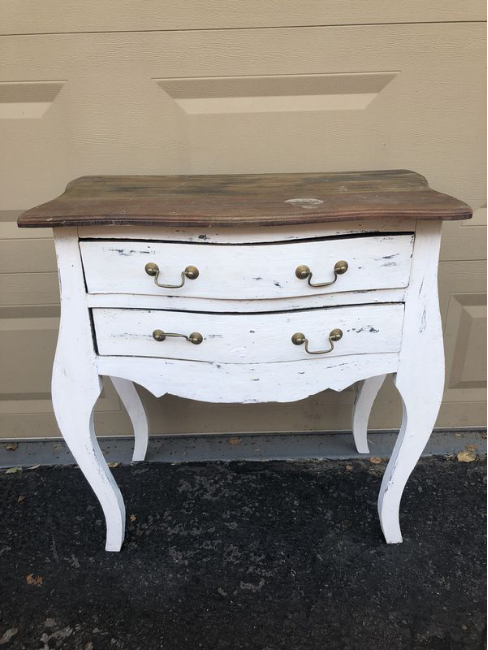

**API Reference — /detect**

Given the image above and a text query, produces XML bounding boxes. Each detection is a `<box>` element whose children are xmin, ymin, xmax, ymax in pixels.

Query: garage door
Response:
<box><xmin>0</xmin><ymin>3</ymin><xmax>485</xmax><ymax>437</ymax></box>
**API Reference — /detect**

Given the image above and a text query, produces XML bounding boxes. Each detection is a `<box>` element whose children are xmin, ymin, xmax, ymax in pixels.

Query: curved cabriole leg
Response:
<box><xmin>52</xmin><ymin>229</ymin><xmax>125</xmax><ymax>552</ymax></box>
<box><xmin>52</xmin><ymin>369</ymin><xmax>125</xmax><ymax>551</ymax></box>
<box><xmin>379</xmin><ymin>370</ymin><xmax>443</xmax><ymax>543</ymax></box>
<box><xmin>352</xmin><ymin>374</ymin><xmax>387</xmax><ymax>453</ymax></box>
<box><xmin>378</xmin><ymin>221</ymin><xmax>444</xmax><ymax>544</ymax></box>
<box><xmin>111</xmin><ymin>377</ymin><xmax>149</xmax><ymax>462</ymax></box>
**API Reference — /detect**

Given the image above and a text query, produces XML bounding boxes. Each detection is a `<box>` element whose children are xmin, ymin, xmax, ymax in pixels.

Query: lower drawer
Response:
<box><xmin>93</xmin><ymin>304</ymin><xmax>404</xmax><ymax>363</ymax></box>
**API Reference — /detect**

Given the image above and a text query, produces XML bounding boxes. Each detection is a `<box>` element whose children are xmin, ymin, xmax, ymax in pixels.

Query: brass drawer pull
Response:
<box><xmin>152</xmin><ymin>329</ymin><xmax>203</xmax><ymax>345</ymax></box>
<box><xmin>145</xmin><ymin>262</ymin><xmax>199</xmax><ymax>289</ymax></box>
<box><xmin>291</xmin><ymin>328</ymin><xmax>343</xmax><ymax>355</ymax></box>
<box><xmin>295</xmin><ymin>260</ymin><xmax>348</xmax><ymax>288</ymax></box>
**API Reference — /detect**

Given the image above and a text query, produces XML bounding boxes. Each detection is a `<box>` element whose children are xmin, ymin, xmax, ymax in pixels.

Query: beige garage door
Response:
<box><xmin>0</xmin><ymin>3</ymin><xmax>486</xmax><ymax>438</ymax></box>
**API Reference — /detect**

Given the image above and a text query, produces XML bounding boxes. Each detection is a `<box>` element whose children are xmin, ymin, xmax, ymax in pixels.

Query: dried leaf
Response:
<box><xmin>369</xmin><ymin>456</ymin><xmax>382</xmax><ymax>465</ymax></box>
<box><xmin>107</xmin><ymin>462</ymin><xmax>120</xmax><ymax>468</ymax></box>
<box><xmin>26</xmin><ymin>574</ymin><xmax>43</xmax><ymax>586</ymax></box>
<box><xmin>129</xmin><ymin>514</ymin><xmax>137</xmax><ymax>522</ymax></box>
<box><xmin>227</xmin><ymin>437</ymin><xmax>242</xmax><ymax>446</ymax></box>
<box><xmin>5</xmin><ymin>467</ymin><xmax>22</xmax><ymax>474</ymax></box>
<box><xmin>465</xmin><ymin>444</ymin><xmax>478</xmax><ymax>452</ymax></box>
<box><xmin>17</xmin><ymin>495</ymin><xmax>26</xmax><ymax>503</ymax></box>
<box><xmin>0</xmin><ymin>628</ymin><xmax>18</xmax><ymax>645</ymax></box>
<box><xmin>345</xmin><ymin>465</ymin><xmax>353</xmax><ymax>472</ymax></box>
<box><xmin>454</xmin><ymin>433</ymin><xmax>463</xmax><ymax>438</ymax></box>
<box><xmin>5</xmin><ymin>443</ymin><xmax>18</xmax><ymax>451</ymax></box>
<box><xmin>27</xmin><ymin>464</ymin><xmax>40</xmax><ymax>470</ymax></box>
<box><xmin>457</xmin><ymin>450</ymin><xmax>477</xmax><ymax>463</ymax></box>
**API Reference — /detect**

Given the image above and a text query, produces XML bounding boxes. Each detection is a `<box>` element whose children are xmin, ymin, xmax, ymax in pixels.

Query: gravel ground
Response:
<box><xmin>0</xmin><ymin>456</ymin><xmax>485</xmax><ymax>650</ymax></box>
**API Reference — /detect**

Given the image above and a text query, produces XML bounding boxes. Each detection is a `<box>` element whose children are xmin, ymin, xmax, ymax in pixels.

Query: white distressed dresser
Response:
<box><xmin>18</xmin><ymin>171</ymin><xmax>471</xmax><ymax>551</ymax></box>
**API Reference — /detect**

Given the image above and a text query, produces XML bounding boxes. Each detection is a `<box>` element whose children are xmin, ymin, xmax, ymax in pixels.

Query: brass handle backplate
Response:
<box><xmin>291</xmin><ymin>328</ymin><xmax>343</xmax><ymax>355</ymax></box>
<box><xmin>145</xmin><ymin>262</ymin><xmax>199</xmax><ymax>289</ymax></box>
<box><xmin>152</xmin><ymin>329</ymin><xmax>203</xmax><ymax>345</ymax></box>
<box><xmin>295</xmin><ymin>260</ymin><xmax>348</xmax><ymax>288</ymax></box>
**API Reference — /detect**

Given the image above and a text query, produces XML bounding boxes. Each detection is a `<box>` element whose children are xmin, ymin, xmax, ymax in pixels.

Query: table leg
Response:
<box><xmin>52</xmin><ymin>366</ymin><xmax>126</xmax><ymax>551</ymax></box>
<box><xmin>378</xmin><ymin>373</ymin><xmax>443</xmax><ymax>543</ymax></box>
<box><xmin>352</xmin><ymin>374</ymin><xmax>387</xmax><ymax>453</ymax></box>
<box><xmin>52</xmin><ymin>229</ymin><xmax>126</xmax><ymax>551</ymax></box>
<box><xmin>111</xmin><ymin>377</ymin><xmax>149</xmax><ymax>462</ymax></box>
<box><xmin>378</xmin><ymin>221</ymin><xmax>444</xmax><ymax>543</ymax></box>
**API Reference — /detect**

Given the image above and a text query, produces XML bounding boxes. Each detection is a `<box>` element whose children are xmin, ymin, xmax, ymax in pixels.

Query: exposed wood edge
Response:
<box><xmin>17</xmin><ymin>209</ymin><xmax>473</xmax><ymax>228</ymax></box>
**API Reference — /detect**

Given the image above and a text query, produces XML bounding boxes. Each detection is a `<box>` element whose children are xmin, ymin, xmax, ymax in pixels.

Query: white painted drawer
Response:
<box><xmin>93</xmin><ymin>303</ymin><xmax>404</xmax><ymax>363</ymax></box>
<box><xmin>80</xmin><ymin>235</ymin><xmax>414</xmax><ymax>300</ymax></box>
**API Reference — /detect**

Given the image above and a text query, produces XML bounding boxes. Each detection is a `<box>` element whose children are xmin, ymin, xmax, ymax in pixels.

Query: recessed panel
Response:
<box><xmin>0</xmin><ymin>81</ymin><xmax>65</xmax><ymax>119</ymax></box>
<box><xmin>445</xmin><ymin>294</ymin><xmax>487</xmax><ymax>390</ymax></box>
<box><xmin>156</xmin><ymin>73</ymin><xmax>398</xmax><ymax>114</ymax></box>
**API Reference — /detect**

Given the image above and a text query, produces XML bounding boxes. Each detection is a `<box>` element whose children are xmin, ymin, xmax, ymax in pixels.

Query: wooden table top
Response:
<box><xmin>17</xmin><ymin>170</ymin><xmax>472</xmax><ymax>228</ymax></box>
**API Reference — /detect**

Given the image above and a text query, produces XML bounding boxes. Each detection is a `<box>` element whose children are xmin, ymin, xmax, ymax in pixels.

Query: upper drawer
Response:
<box><xmin>80</xmin><ymin>234</ymin><xmax>414</xmax><ymax>300</ymax></box>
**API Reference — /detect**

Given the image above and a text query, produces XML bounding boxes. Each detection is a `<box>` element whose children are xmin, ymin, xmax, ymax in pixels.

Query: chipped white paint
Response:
<box><xmin>93</xmin><ymin>304</ymin><xmax>404</xmax><ymax>363</ymax></box>
<box><xmin>52</xmin><ymin>218</ymin><xmax>444</xmax><ymax>550</ymax></box>
<box><xmin>51</xmin><ymin>229</ymin><xmax>125</xmax><ymax>552</ymax></box>
<box><xmin>97</xmin><ymin>354</ymin><xmax>400</xmax><ymax>404</ymax></box>
<box><xmin>352</xmin><ymin>374</ymin><xmax>387</xmax><ymax>453</ymax></box>
<box><xmin>86</xmin><ymin>287</ymin><xmax>407</xmax><ymax>314</ymax></box>
<box><xmin>284</xmin><ymin>198</ymin><xmax>324</xmax><ymax>208</ymax></box>
<box><xmin>80</xmin><ymin>235</ymin><xmax>414</xmax><ymax>300</ymax></box>
<box><xmin>110</xmin><ymin>377</ymin><xmax>149</xmax><ymax>462</ymax></box>
<box><xmin>77</xmin><ymin>218</ymin><xmax>415</xmax><ymax>243</ymax></box>
<box><xmin>378</xmin><ymin>220</ymin><xmax>444</xmax><ymax>543</ymax></box>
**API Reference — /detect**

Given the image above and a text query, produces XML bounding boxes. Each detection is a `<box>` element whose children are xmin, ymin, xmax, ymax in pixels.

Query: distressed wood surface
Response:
<box><xmin>379</xmin><ymin>221</ymin><xmax>445</xmax><ymax>544</ymax></box>
<box><xmin>93</xmin><ymin>304</ymin><xmax>404</xmax><ymax>364</ymax></box>
<box><xmin>49</xmin><ymin>201</ymin><xmax>449</xmax><ymax>549</ymax></box>
<box><xmin>80</xmin><ymin>235</ymin><xmax>414</xmax><ymax>300</ymax></box>
<box><xmin>97</xmin><ymin>354</ymin><xmax>400</xmax><ymax>404</ymax></box>
<box><xmin>86</xmin><ymin>287</ymin><xmax>407</xmax><ymax>314</ymax></box>
<box><xmin>110</xmin><ymin>376</ymin><xmax>149</xmax><ymax>462</ymax></box>
<box><xmin>18</xmin><ymin>171</ymin><xmax>472</xmax><ymax>228</ymax></box>
<box><xmin>76</xmin><ymin>219</ymin><xmax>416</xmax><ymax>243</ymax></box>
<box><xmin>352</xmin><ymin>374</ymin><xmax>387</xmax><ymax>453</ymax></box>
<box><xmin>51</xmin><ymin>229</ymin><xmax>125</xmax><ymax>551</ymax></box>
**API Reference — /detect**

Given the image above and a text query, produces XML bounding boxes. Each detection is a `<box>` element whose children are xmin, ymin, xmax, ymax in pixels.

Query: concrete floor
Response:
<box><xmin>0</xmin><ymin>429</ymin><xmax>486</xmax><ymax>468</ymax></box>
<box><xmin>0</xmin><ymin>456</ymin><xmax>486</xmax><ymax>650</ymax></box>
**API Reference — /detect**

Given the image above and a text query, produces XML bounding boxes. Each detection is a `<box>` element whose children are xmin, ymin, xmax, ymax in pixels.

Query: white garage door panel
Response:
<box><xmin>0</xmin><ymin>24</ymin><xmax>484</xmax><ymax>213</ymax></box>
<box><xmin>1</xmin><ymin>2</ymin><xmax>485</xmax><ymax>36</ymax></box>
